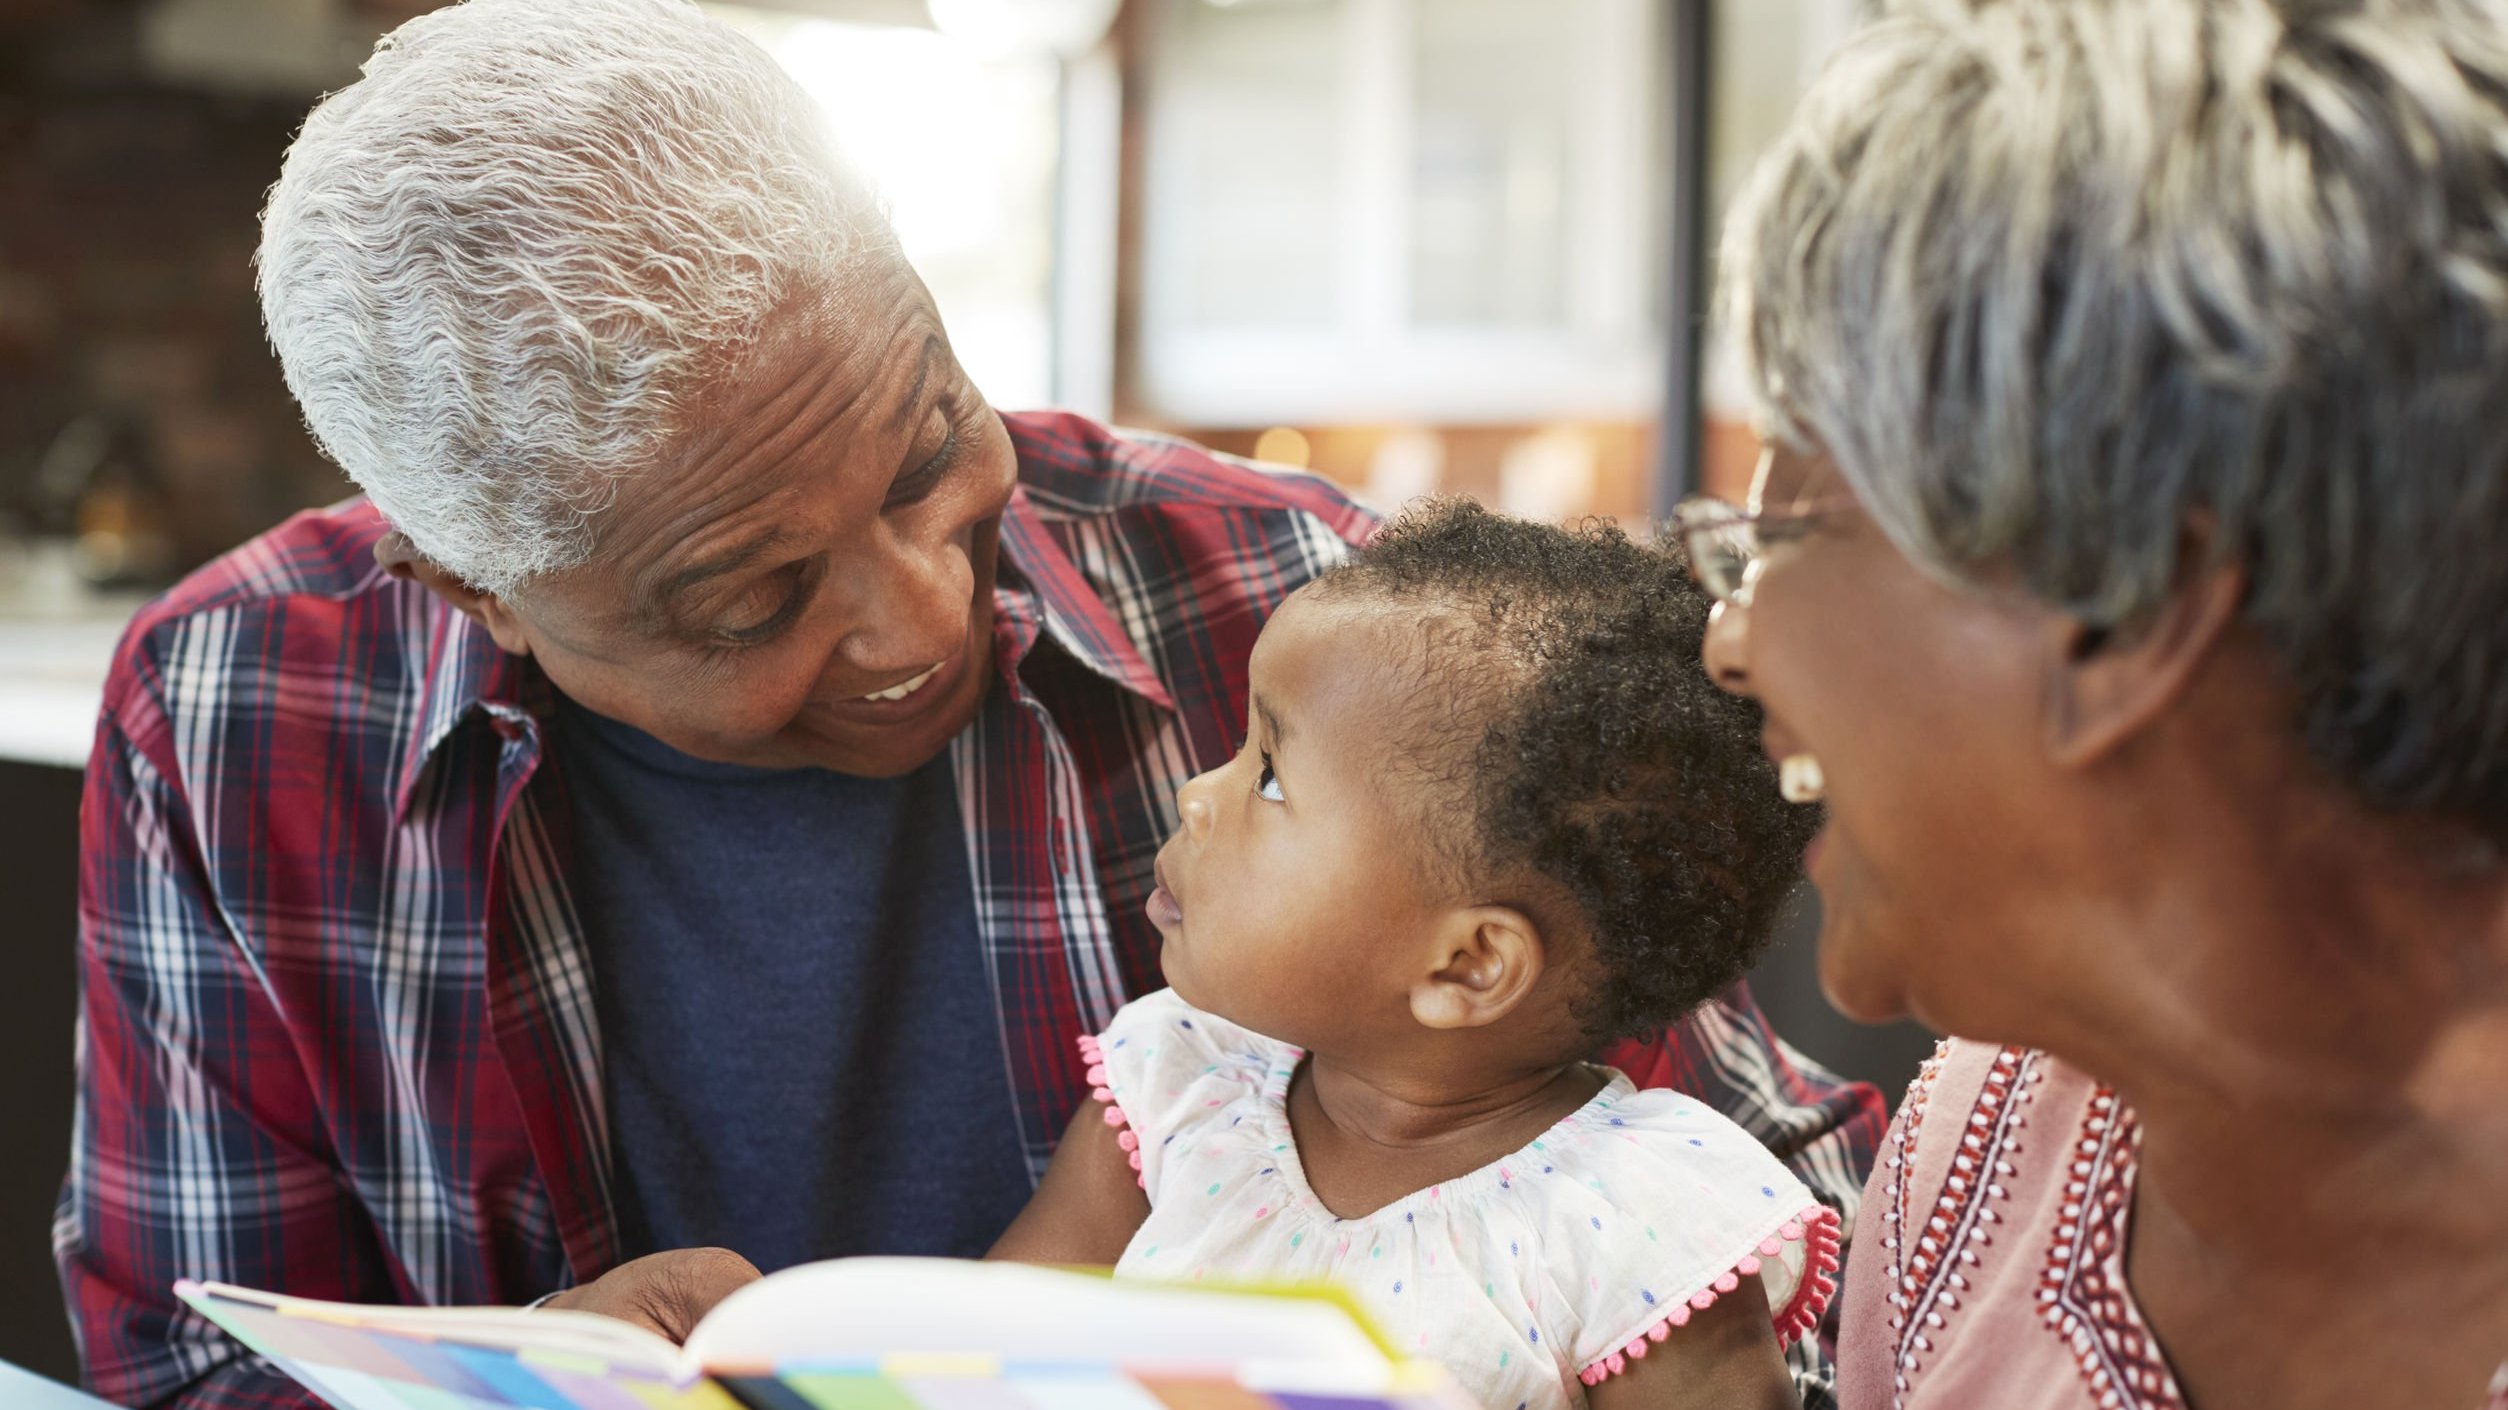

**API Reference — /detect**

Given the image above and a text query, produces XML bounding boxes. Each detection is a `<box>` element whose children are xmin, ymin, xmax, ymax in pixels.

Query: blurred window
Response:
<box><xmin>1154</xmin><ymin>0</ymin><xmax>1346</xmax><ymax>328</ymax></box>
<box><xmin>1137</xmin><ymin>0</ymin><xmax>1667</xmax><ymax>426</ymax></box>
<box><xmin>1410</xmin><ymin>0</ymin><xmax>1571</xmax><ymax>327</ymax></box>
<box><xmin>703</xmin><ymin>6</ymin><xmax>1060</xmax><ymax>410</ymax></box>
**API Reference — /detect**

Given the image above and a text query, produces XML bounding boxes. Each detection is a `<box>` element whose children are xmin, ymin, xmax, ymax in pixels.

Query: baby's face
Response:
<box><xmin>1146</xmin><ymin>587</ymin><xmax>1453</xmax><ymax>1050</ymax></box>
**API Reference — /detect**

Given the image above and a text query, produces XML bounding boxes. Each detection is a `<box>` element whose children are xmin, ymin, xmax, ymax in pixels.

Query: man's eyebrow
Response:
<box><xmin>888</xmin><ymin>333</ymin><xmax>945</xmax><ymax>433</ymax></box>
<box><xmin>1254</xmin><ymin>694</ymin><xmax>1291</xmax><ymax>750</ymax></box>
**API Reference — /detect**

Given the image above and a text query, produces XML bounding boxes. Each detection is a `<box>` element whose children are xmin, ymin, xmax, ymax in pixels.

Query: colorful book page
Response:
<box><xmin>1125</xmin><ymin>1381</ymin><xmax>1280</xmax><ymax>1410</ymax></box>
<box><xmin>769</xmin><ymin>1371</ymin><xmax>920</xmax><ymax>1409</ymax></box>
<box><xmin>986</xmin><ymin>1368</ymin><xmax>1170</xmax><ymax>1410</ymax></box>
<box><xmin>726</xmin><ymin>1370</ymin><xmax>1451</xmax><ymax>1410</ymax></box>
<box><xmin>176</xmin><ymin>1272</ymin><xmax>1480</xmax><ymax>1410</ymax></box>
<box><xmin>182</xmin><ymin>1287</ymin><xmax>736</xmax><ymax>1410</ymax></box>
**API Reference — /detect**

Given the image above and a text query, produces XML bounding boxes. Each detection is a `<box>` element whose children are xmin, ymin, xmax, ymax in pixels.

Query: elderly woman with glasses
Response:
<box><xmin>1676</xmin><ymin>1</ymin><xmax>2508</xmax><ymax>1408</ymax></box>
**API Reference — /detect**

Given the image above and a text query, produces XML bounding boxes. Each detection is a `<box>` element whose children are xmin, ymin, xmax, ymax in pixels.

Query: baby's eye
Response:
<box><xmin>1256</xmin><ymin>751</ymin><xmax>1285</xmax><ymax>803</ymax></box>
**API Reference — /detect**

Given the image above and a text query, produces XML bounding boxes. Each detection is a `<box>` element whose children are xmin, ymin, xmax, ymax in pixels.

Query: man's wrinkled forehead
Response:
<box><xmin>572</xmin><ymin>266</ymin><xmax>948</xmax><ymax>603</ymax></box>
<box><xmin>644</xmin><ymin>265</ymin><xmax>933</xmax><ymax>472</ymax></box>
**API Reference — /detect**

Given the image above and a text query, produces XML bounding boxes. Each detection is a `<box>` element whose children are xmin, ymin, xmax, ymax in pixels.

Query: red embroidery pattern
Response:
<box><xmin>1880</xmin><ymin>1043</ymin><xmax>2040</xmax><ymax>1408</ymax></box>
<box><xmin>2039</xmin><ymin>1087</ymin><xmax>2185</xmax><ymax>1409</ymax></box>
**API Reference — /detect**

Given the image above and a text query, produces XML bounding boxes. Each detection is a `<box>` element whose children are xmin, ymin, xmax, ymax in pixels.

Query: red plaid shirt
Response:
<box><xmin>58</xmin><ymin>412</ymin><xmax>1883</xmax><ymax>1410</ymax></box>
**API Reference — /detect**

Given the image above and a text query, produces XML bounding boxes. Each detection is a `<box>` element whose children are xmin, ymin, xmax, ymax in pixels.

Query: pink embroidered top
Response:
<box><xmin>1085</xmin><ymin>989</ymin><xmax>1841</xmax><ymax>1410</ymax></box>
<box><xmin>1840</xmin><ymin>1038</ymin><xmax>2508</xmax><ymax>1410</ymax></box>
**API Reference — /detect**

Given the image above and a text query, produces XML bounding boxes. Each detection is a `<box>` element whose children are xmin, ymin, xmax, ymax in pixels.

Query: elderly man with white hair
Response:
<box><xmin>51</xmin><ymin>3</ymin><xmax>1882</xmax><ymax>1408</ymax></box>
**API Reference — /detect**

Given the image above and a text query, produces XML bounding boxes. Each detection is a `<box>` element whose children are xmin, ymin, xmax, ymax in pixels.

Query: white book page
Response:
<box><xmin>685</xmin><ymin>1258</ymin><xmax>1394</xmax><ymax>1380</ymax></box>
<box><xmin>177</xmin><ymin>1281</ymin><xmax>684</xmax><ymax>1375</ymax></box>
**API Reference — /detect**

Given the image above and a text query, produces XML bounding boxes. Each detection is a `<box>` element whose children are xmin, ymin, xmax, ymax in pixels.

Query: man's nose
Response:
<box><xmin>838</xmin><ymin>534</ymin><xmax>973</xmax><ymax>674</ymax></box>
<box><xmin>1702</xmin><ymin>598</ymin><xmax>1755</xmax><ymax>698</ymax></box>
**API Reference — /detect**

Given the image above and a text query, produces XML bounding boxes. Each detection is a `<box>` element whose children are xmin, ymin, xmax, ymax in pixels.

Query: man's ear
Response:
<box><xmin>375</xmin><ymin>532</ymin><xmax>535</xmax><ymax>657</ymax></box>
<box><xmin>2040</xmin><ymin>543</ymin><xmax>2245</xmax><ymax>772</ymax></box>
<box><xmin>1408</xmin><ymin>905</ymin><xmax>1545</xmax><ymax>1032</ymax></box>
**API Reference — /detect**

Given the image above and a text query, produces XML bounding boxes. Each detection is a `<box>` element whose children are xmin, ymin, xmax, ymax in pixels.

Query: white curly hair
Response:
<box><xmin>257</xmin><ymin>0</ymin><xmax>893</xmax><ymax>599</ymax></box>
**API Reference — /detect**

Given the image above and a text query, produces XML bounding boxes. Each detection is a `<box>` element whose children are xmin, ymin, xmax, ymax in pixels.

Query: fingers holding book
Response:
<box><xmin>540</xmin><ymin>1248</ymin><xmax>763</xmax><ymax>1344</ymax></box>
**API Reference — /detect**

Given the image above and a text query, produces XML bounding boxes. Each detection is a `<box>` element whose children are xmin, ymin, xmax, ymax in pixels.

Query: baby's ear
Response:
<box><xmin>1407</xmin><ymin>905</ymin><xmax>1545</xmax><ymax>1032</ymax></box>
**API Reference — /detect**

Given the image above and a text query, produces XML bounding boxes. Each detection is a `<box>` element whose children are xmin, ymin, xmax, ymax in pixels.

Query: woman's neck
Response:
<box><xmin>2088</xmin><ymin>816</ymin><xmax>2508</xmax><ymax>1244</ymax></box>
<box><xmin>2055</xmin><ymin>807</ymin><xmax>2508</xmax><ymax>1407</ymax></box>
<box><xmin>2123</xmin><ymin>1033</ymin><xmax>2508</xmax><ymax>1410</ymax></box>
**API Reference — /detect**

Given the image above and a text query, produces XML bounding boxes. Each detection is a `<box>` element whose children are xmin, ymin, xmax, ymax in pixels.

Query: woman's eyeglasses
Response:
<box><xmin>1668</xmin><ymin>493</ymin><xmax>1859</xmax><ymax>607</ymax></box>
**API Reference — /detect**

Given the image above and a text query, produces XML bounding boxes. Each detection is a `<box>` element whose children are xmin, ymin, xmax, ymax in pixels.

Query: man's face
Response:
<box><xmin>483</xmin><ymin>265</ymin><xmax>1017</xmax><ymax>776</ymax></box>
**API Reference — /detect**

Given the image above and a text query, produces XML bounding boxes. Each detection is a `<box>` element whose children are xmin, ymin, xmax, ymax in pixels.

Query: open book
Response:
<box><xmin>177</xmin><ymin>1257</ymin><xmax>1481</xmax><ymax>1410</ymax></box>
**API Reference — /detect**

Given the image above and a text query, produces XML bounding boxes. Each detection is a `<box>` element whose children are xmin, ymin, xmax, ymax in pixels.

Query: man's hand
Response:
<box><xmin>539</xmin><ymin>1248</ymin><xmax>763</xmax><ymax>1343</ymax></box>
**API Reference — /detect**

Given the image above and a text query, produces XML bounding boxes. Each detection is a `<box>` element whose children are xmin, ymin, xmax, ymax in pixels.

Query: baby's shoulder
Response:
<box><xmin>1082</xmin><ymin>990</ymin><xmax>1293</xmax><ymax>1151</ymax></box>
<box><xmin>1492</xmin><ymin>1077</ymin><xmax>1842</xmax><ymax>1390</ymax></box>
<box><xmin>1092</xmin><ymin>989</ymin><xmax>1291</xmax><ymax>1083</ymax></box>
<box><xmin>1499</xmin><ymin>1078</ymin><xmax>1813</xmax><ymax>1245</ymax></box>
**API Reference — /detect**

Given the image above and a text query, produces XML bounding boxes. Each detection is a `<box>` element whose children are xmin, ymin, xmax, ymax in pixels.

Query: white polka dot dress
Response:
<box><xmin>1084</xmin><ymin>989</ymin><xmax>1840</xmax><ymax>1410</ymax></box>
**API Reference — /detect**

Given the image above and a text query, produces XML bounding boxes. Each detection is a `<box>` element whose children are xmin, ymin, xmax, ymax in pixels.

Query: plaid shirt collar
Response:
<box><xmin>392</xmin><ymin>607</ymin><xmax>530</xmax><ymax>821</ymax></box>
<box><xmin>389</xmin><ymin>483</ymin><xmax>1178</xmax><ymax>822</ymax></box>
<box><xmin>997</xmin><ymin>488</ymin><xmax>1179</xmax><ymax>713</ymax></box>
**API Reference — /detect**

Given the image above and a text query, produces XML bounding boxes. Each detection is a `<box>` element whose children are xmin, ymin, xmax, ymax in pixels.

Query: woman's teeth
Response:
<box><xmin>861</xmin><ymin>664</ymin><xmax>941</xmax><ymax>703</ymax></box>
<box><xmin>1779</xmin><ymin>754</ymin><xmax>1826</xmax><ymax>804</ymax></box>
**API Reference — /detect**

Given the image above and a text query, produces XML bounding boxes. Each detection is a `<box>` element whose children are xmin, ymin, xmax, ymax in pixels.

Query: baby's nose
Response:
<box><xmin>1176</xmin><ymin>776</ymin><xmax>1216</xmax><ymax>841</ymax></box>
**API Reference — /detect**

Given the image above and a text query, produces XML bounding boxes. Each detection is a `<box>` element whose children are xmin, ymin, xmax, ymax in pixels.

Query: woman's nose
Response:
<box><xmin>1702</xmin><ymin>598</ymin><xmax>1755</xmax><ymax>697</ymax></box>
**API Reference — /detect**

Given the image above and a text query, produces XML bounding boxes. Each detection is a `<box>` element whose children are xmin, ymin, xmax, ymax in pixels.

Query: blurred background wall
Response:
<box><xmin>0</xmin><ymin>0</ymin><xmax>1876</xmax><ymax>581</ymax></box>
<box><xmin>0</xmin><ymin>0</ymin><xmax>1932</xmax><ymax>1382</ymax></box>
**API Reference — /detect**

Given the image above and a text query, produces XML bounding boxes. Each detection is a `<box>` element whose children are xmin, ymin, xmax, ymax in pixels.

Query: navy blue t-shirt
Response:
<box><xmin>551</xmin><ymin>694</ymin><xmax>1032</xmax><ymax>1272</ymax></box>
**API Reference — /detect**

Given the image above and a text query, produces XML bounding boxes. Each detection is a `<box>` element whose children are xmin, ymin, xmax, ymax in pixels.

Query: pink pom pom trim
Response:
<box><xmin>1075</xmin><ymin>1031</ymin><xmax>1147</xmax><ymax>1189</ymax></box>
<box><xmin>1574</xmin><ymin>1203</ymin><xmax>1843</xmax><ymax>1389</ymax></box>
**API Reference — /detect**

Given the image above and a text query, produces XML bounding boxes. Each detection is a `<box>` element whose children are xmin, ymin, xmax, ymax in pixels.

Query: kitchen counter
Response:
<box><xmin>0</xmin><ymin>614</ymin><xmax>137</xmax><ymax>770</ymax></box>
<box><xmin>0</xmin><ymin>544</ymin><xmax>147</xmax><ymax>771</ymax></box>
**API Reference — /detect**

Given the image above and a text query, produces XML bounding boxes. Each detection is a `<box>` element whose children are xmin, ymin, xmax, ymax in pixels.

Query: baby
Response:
<box><xmin>991</xmin><ymin>501</ymin><xmax>1835</xmax><ymax>1410</ymax></box>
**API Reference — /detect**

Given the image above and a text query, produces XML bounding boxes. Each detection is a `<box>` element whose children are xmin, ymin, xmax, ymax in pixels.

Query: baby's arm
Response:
<box><xmin>1584</xmin><ymin>1272</ymin><xmax>1799</xmax><ymax>1410</ymax></box>
<box><xmin>986</xmin><ymin>1099</ymin><xmax>1153</xmax><ymax>1265</ymax></box>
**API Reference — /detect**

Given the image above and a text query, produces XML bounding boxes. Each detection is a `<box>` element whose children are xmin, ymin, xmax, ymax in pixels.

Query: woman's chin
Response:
<box><xmin>1816</xmin><ymin>912</ymin><xmax>1912</xmax><ymax>1026</ymax></box>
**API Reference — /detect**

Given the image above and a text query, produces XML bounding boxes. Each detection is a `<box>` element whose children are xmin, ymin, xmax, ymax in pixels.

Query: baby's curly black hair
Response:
<box><xmin>1310</xmin><ymin>497</ymin><xmax>1818</xmax><ymax>1048</ymax></box>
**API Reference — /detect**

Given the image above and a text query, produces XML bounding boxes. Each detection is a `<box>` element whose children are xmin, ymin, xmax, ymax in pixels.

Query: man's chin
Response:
<box><xmin>789</xmin><ymin>711</ymin><xmax>975</xmax><ymax>776</ymax></box>
<box><xmin>786</xmin><ymin>658</ymin><xmax>992</xmax><ymax>775</ymax></box>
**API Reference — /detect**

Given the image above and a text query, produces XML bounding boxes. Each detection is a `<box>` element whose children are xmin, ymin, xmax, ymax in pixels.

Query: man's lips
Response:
<box><xmin>813</xmin><ymin>642</ymin><xmax>972</xmax><ymax>727</ymax></box>
<box><xmin>861</xmin><ymin>662</ymin><xmax>943</xmax><ymax>703</ymax></box>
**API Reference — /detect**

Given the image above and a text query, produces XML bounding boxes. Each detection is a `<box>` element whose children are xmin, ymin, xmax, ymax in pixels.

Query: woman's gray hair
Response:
<box><xmin>1723</xmin><ymin>0</ymin><xmax>2508</xmax><ymax>835</ymax></box>
<box><xmin>257</xmin><ymin>0</ymin><xmax>891</xmax><ymax>599</ymax></box>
